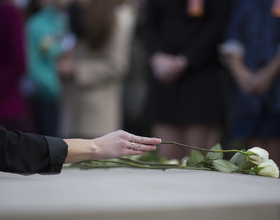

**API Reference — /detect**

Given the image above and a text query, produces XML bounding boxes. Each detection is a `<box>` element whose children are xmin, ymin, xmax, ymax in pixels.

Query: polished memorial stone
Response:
<box><xmin>0</xmin><ymin>168</ymin><xmax>280</xmax><ymax>220</ymax></box>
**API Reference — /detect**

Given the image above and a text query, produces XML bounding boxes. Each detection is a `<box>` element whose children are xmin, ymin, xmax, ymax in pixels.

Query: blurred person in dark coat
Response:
<box><xmin>143</xmin><ymin>0</ymin><xmax>234</xmax><ymax>159</ymax></box>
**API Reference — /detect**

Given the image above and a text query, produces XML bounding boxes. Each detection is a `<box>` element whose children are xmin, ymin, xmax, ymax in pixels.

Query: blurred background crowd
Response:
<box><xmin>1</xmin><ymin>0</ymin><xmax>280</xmax><ymax>165</ymax></box>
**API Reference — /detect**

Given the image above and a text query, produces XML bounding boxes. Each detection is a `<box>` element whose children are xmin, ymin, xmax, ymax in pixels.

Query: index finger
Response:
<box><xmin>134</xmin><ymin>135</ymin><xmax>162</xmax><ymax>145</ymax></box>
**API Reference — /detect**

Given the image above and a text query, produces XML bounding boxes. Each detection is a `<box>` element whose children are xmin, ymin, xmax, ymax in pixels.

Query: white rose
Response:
<box><xmin>247</xmin><ymin>147</ymin><xmax>269</xmax><ymax>165</ymax></box>
<box><xmin>258</xmin><ymin>159</ymin><xmax>279</xmax><ymax>178</ymax></box>
<box><xmin>181</xmin><ymin>156</ymin><xmax>189</xmax><ymax>167</ymax></box>
<box><xmin>166</xmin><ymin>159</ymin><xmax>180</xmax><ymax>165</ymax></box>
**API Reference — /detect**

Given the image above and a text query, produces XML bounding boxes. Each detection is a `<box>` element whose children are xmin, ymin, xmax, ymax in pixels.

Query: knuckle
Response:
<box><xmin>118</xmin><ymin>130</ymin><xmax>128</xmax><ymax>139</ymax></box>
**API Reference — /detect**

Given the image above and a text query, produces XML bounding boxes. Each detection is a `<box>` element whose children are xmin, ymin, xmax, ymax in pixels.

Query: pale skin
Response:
<box><xmin>63</xmin><ymin>130</ymin><xmax>162</xmax><ymax>164</ymax></box>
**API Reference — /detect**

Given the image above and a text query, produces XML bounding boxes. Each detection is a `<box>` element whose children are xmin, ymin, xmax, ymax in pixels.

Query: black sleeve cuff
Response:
<box><xmin>39</xmin><ymin>136</ymin><xmax>68</xmax><ymax>175</ymax></box>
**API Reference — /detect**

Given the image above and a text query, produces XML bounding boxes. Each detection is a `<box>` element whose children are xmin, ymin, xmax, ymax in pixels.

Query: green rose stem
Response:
<box><xmin>119</xmin><ymin>158</ymin><xmax>177</xmax><ymax>167</ymax></box>
<box><xmin>82</xmin><ymin>159</ymin><xmax>211</xmax><ymax>171</ymax></box>
<box><xmin>242</xmin><ymin>169</ymin><xmax>258</xmax><ymax>173</ymax></box>
<box><xmin>91</xmin><ymin>159</ymin><xmax>181</xmax><ymax>169</ymax></box>
<box><xmin>161</xmin><ymin>141</ymin><xmax>247</xmax><ymax>155</ymax></box>
<box><xmin>119</xmin><ymin>158</ymin><xmax>211</xmax><ymax>171</ymax></box>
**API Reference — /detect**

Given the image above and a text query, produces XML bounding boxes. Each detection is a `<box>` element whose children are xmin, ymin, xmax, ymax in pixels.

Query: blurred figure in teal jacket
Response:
<box><xmin>26</xmin><ymin>0</ymin><xmax>74</xmax><ymax>136</ymax></box>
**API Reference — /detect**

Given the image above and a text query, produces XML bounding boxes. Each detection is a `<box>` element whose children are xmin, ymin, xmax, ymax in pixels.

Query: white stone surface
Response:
<box><xmin>0</xmin><ymin>168</ymin><xmax>280</xmax><ymax>220</ymax></box>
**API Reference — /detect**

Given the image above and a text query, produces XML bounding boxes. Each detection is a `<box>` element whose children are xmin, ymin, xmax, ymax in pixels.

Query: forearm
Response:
<box><xmin>253</xmin><ymin>53</ymin><xmax>280</xmax><ymax>95</ymax></box>
<box><xmin>64</xmin><ymin>130</ymin><xmax>161</xmax><ymax>164</ymax></box>
<box><xmin>260</xmin><ymin>52</ymin><xmax>280</xmax><ymax>79</ymax></box>
<box><xmin>63</xmin><ymin>139</ymin><xmax>96</xmax><ymax>164</ymax></box>
<box><xmin>225</xmin><ymin>54</ymin><xmax>246</xmax><ymax>78</ymax></box>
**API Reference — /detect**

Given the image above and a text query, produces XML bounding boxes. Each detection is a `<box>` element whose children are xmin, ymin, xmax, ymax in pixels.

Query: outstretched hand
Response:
<box><xmin>64</xmin><ymin>130</ymin><xmax>161</xmax><ymax>163</ymax></box>
<box><xmin>92</xmin><ymin>130</ymin><xmax>161</xmax><ymax>159</ymax></box>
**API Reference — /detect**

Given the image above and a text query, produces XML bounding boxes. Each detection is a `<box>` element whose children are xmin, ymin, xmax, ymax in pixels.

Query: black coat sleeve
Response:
<box><xmin>0</xmin><ymin>125</ymin><xmax>68</xmax><ymax>175</ymax></box>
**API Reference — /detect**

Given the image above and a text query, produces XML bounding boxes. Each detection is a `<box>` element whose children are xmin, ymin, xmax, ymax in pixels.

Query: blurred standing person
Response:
<box><xmin>220</xmin><ymin>0</ymin><xmax>280</xmax><ymax>165</ymax></box>
<box><xmin>60</xmin><ymin>0</ymin><xmax>136</xmax><ymax>139</ymax></box>
<box><xmin>26</xmin><ymin>0</ymin><xmax>74</xmax><ymax>136</ymax></box>
<box><xmin>0</xmin><ymin>0</ymin><xmax>32</xmax><ymax>132</ymax></box>
<box><xmin>143</xmin><ymin>0</ymin><xmax>233</xmax><ymax>160</ymax></box>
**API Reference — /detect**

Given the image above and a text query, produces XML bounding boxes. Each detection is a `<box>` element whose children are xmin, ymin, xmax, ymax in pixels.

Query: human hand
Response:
<box><xmin>232</xmin><ymin>65</ymin><xmax>257</xmax><ymax>95</ymax></box>
<box><xmin>91</xmin><ymin>130</ymin><xmax>162</xmax><ymax>160</ymax></box>
<box><xmin>150</xmin><ymin>52</ymin><xmax>188</xmax><ymax>85</ymax></box>
<box><xmin>58</xmin><ymin>51</ymin><xmax>75</xmax><ymax>80</ymax></box>
<box><xmin>254</xmin><ymin>66</ymin><xmax>277</xmax><ymax>97</ymax></box>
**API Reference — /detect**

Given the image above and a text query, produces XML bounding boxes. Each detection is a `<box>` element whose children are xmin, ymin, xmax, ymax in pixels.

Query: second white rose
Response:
<box><xmin>258</xmin><ymin>159</ymin><xmax>279</xmax><ymax>178</ymax></box>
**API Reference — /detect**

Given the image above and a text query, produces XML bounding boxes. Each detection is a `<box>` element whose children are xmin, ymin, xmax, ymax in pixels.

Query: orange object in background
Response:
<box><xmin>187</xmin><ymin>0</ymin><xmax>204</xmax><ymax>17</ymax></box>
<box><xmin>271</xmin><ymin>0</ymin><xmax>280</xmax><ymax>17</ymax></box>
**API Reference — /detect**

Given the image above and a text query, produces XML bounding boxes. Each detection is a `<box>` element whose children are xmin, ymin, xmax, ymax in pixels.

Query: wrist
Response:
<box><xmin>228</xmin><ymin>56</ymin><xmax>246</xmax><ymax>75</ymax></box>
<box><xmin>88</xmin><ymin>139</ymin><xmax>99</xmax><ymax>160</ymax></box>
<box><xmin>64</xmin><ymin>139</ymin><xmax>97</xmax><ymax>163</ymax></box>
